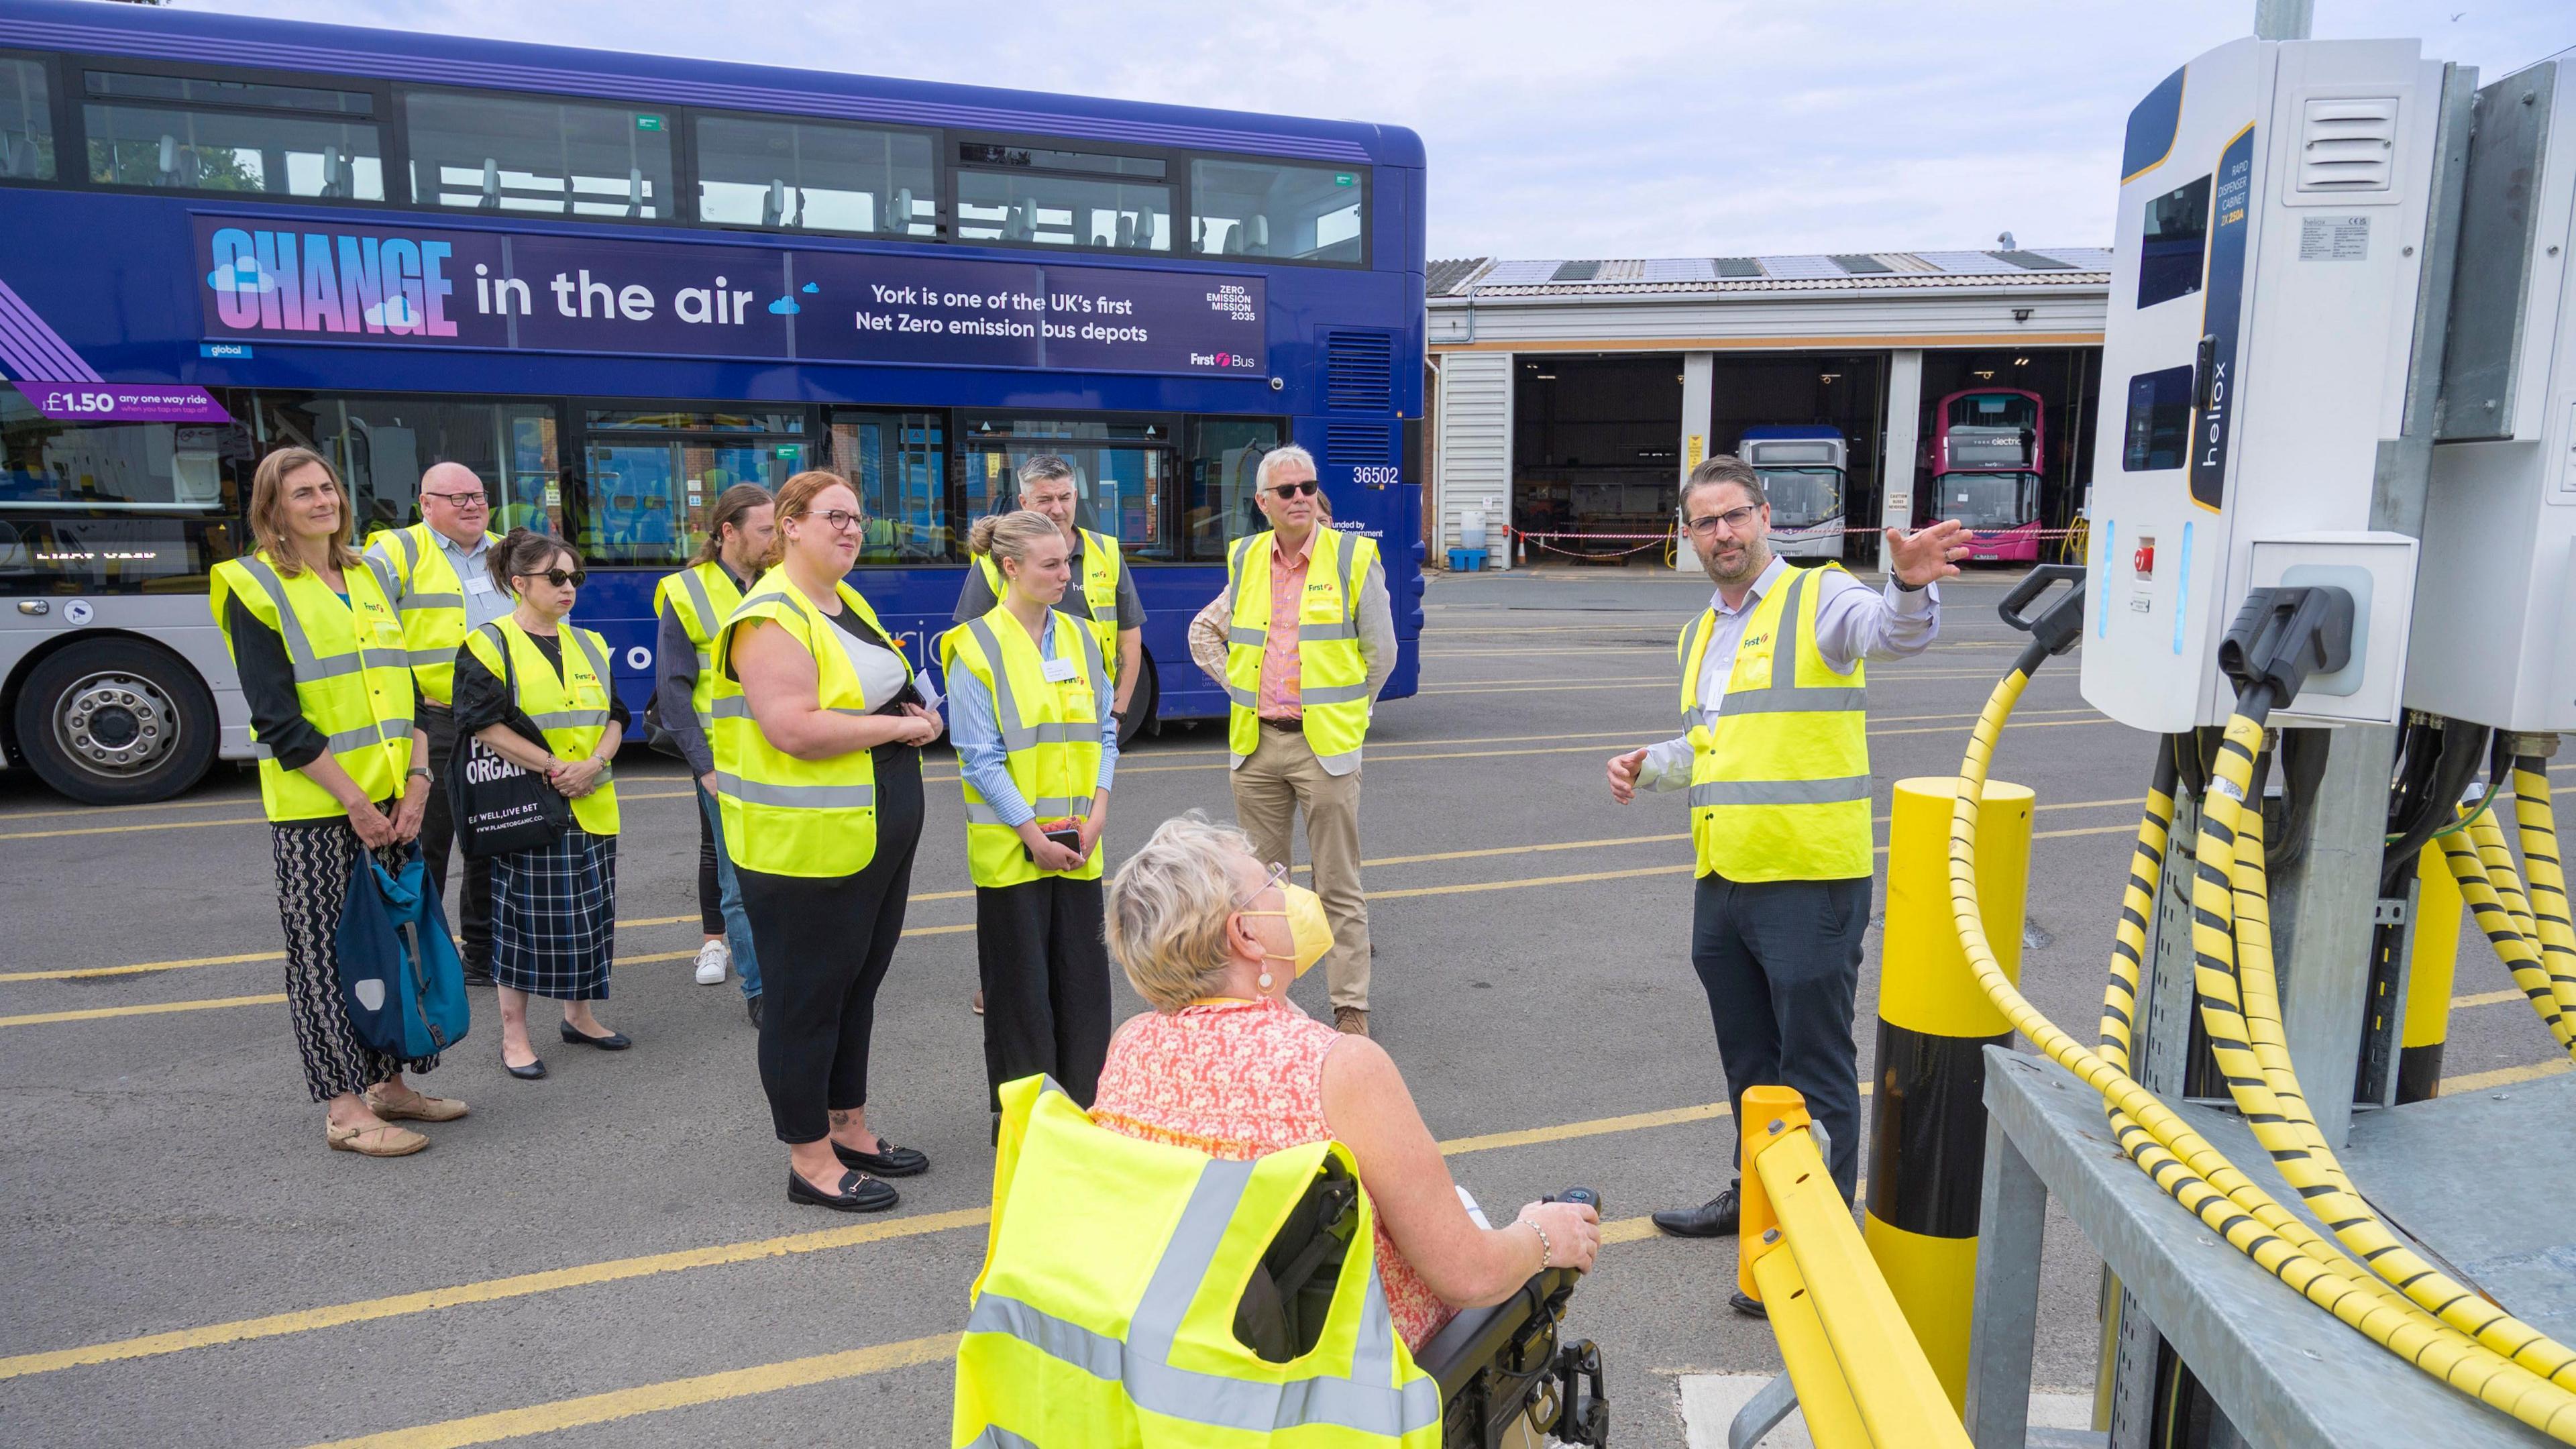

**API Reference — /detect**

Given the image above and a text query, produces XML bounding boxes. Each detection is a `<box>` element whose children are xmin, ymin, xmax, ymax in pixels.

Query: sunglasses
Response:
<box><xmin>519</xmin><ymin>568</ymin><xmax>586</xmax><ymax>588</ymax></box>
<box><xmin>1267</xmin><ymin>481</ymin><xmax>1320</xmax><ymax>499</ymax></box>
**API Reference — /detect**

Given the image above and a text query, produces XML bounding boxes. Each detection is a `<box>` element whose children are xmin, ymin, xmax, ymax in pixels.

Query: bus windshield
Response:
<box><xmin>1937</xmin><ymin>472</ymin><xmax>2040</xmax><ymax>531</ymax></box>
<box><xmin>1757</xmin><ymin>467</ymin><xmax>1842</xmax><ymax>529</ymax></box>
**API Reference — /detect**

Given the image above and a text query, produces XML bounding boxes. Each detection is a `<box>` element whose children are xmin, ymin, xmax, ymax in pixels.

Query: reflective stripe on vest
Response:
<box><xmin>709</xmin><ymin>574</ymin><xmax>885</xmax><ymax>877</ymax></box>
<box><xmin>1682</xmin><ymin>564</ymin><xmax>1872</xmax><ymax>882</ymax></box>
<box><xmin>1222</xmin><ymin>527</ymin><xmax>1376</xmax><ymax>767</ymax></box>
<box><xmin>940</xmin><ymin>608</ymin><xmax>1108</xmax><ymax>888</ymax></box>
<box><xmin>211</xmin><ymin>552</ymin><xmax>417</xmax><ymax>823</ymax></box>
<box><xmin>364</xmin><ymin>523</ymin><xmax>494</xmax><ymax>708</ymax></box>
<box><xmin>653</xmin><ymin>561</ymin><xmax>747</xmax><ymax>731</ymax></box>
<box><xmin>953</xmin><ymin>1076</ymin><xmax>1442</xmax><ymax>1448</ymax></box>
<box><xmin>464</xmin><ymin>619</ymin><xmax>621</xmax><ymax>837</ymax></box>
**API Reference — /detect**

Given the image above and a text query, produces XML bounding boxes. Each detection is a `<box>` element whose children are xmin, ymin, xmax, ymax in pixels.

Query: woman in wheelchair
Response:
<box><xmin>1091</xmin><ymin>812</ymin><xmax>1603</xmax><ymax>1350</ymax></box>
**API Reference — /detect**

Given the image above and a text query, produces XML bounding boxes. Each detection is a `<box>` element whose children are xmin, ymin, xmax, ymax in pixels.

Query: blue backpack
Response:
<box><xmin>336</xmin><ymin>843</ymin><xmax>471</xmax><ymax>1061</ymax></box>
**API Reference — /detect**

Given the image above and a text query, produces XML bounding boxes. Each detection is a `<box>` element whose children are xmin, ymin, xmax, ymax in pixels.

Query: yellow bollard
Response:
<box><xmin>2398</xmin><ymin>840</ymin><xmax>2464</xmax><ymax>1102</ymax></box>
<box><xmin>1863</xmin><ymin>775</ymin><xmax>2033</xmax><ymax>1414</ymax></box>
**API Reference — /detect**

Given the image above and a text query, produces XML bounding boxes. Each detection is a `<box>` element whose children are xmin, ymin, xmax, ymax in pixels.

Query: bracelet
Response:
<box><xmin>407</xmin><ymin>765</ymin><xmax>432</xmax><ymax>780</ymax></box>
<box><xmin>1526</xmin><ymin>1218</ymin><xmax>1553</xmax><ymax>1271</ymax></box>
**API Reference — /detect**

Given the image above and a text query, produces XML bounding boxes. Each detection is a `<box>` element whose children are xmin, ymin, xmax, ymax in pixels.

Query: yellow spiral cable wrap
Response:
<box><xmin>1945</xmin><ymin>660</ymin><xmax>2576</xmax><ymax>1439</ymax></box>
<box><xmin>2440</xmin><ymin>824</ymin><xmax>2576</xmax><ymax>1056</ymax></box>
<box><xmin>2507</xmin><ymin>760</ymin><xmax>2576</xmax><ymax>1022</ymax></box>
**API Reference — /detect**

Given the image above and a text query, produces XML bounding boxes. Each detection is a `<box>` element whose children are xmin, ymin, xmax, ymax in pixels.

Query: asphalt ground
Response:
<box><xmin>1</xmin><ymin>563</ymin><xmax>2568</xmax><ymax>1448</ymax></box>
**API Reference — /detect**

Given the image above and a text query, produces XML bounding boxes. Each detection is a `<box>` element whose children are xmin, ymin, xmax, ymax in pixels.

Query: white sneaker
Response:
<box><xmin>692</xmin><ymin>940</ymin><xmax>730</xmax><ymax>985</ymax></box>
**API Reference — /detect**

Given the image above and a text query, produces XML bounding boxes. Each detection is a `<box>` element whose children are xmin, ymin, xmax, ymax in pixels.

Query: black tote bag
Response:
<box><xmin>446</xmin><ymin>631</ymin><xmax>572</xmax><ymax>860</ymax></box>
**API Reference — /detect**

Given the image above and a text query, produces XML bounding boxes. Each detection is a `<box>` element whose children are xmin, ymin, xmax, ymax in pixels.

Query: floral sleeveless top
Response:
<box><xmin>1089</xmin><ymin>995</ymin><xmax>1455</xmax><ymax>1350</ymax></box>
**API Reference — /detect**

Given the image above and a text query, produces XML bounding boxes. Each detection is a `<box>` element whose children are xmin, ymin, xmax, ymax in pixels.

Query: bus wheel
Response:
<box><xmin>1118</xmin><ymin>654</ymin><xmax>1159</xmax><ymax>748</ymax></box>
<box><xmin>14</xmin><ymin>640</ymin><xmax>219</xmax><ymax>806</ymax></box>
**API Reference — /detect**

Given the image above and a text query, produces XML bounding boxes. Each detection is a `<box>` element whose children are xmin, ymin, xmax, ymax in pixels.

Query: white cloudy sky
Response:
<box><xmin>180</xmin><ymin>0</ymin><xmax>2570</xmax><ymax>261</ymax></box>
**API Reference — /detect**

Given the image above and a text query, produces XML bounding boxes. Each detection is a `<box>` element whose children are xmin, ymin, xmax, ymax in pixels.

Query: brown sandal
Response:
<box><xmin>327</xmin><ymin>1121</ymin><xmax>428</xmax><ymax>1157</ymax></box>
<box><xmin>364</xmin><ymin>1086</ymin><xmax>469</xmax><ymax>1122</ymax></box>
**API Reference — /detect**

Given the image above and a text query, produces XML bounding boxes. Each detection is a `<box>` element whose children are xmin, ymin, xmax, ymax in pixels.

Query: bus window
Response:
<box><xmin>403</xmin><ymin>88</ymin><xmax>673</xmax><ymax>219</ymax></box>
<box><xmin>959</xmin><ymin>417</ymin><xmax>1178</xmax><ymax>563</ymax></box>
<box><xmin>84</xmin><ymin>70</ymin><xmax>382</xmax><ymax>199</ymax></box>
<box><xmin>249</xmin><ymin>393</ymin><xmax>561</xmax><ymax>541</ymax></box>
<box><xmin>1</xmin><ymin>56</ymin><xmax>55</xmax><ymax>180</ymax></box>
<box><xmin>1184</xmin><ymin>418</ymin><xmax>1283</xmax><ymax>561</ymax></box>
<box><xmin>1755</xmin><ymin>468</ymin><xmax>1841</xmax><ymax>529</ymax></box>
<box><xmin>695</xmin><ymin>115</ymin><xmax>936</xmax><ymax>237</ymax></box>
<box><xmin>2</xmin><ymin>391</ymin><xmax>241</xmax><ymax>513</ymax></box>
<box><xmin>1189</xmin><ymin>160</ymin><xmax>1363</xmax><ymax>263</ymax></box>
<box><xmin>955</xmin><ymin>144</ymin><xmax>1169</xmax><ymax>252</ymax></box>
<box><xmin>830</xmin><ymin>411</ymin><xmax>949</xmax><ymax>563</ymax></box>
<box><xmin>1943</xmin><ymin>473</ymin><xmax>2041</xmax><ymax>531</ymax></box>
<box><xmin>579</xmin><ymin>409</ymin><xmax>803</xmax><ymax>565</ymax></box>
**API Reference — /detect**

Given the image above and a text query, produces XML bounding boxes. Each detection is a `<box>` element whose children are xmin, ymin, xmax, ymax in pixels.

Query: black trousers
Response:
<box><xmin>974</xmin><ymin>874</ymin><xmax>1113</xmax><ymax>1114</ymax></box>
<box><xmin>695</xmin><ymin>789</ymin><xmax>724</xmax><ymax>936</ymax></box>
<box><xmin>1691</xmin><ymin>871</ymin><xmax>1870</xmax><ymax>1199</ymax></box>
<box><xmin>735</xmin><ymin>742</ymin><xmax>924</xmax><ymax>1144</ymax></box>
<box><xmin>418</xmin><ymin>703</ymin><xmax>492</xmax><ymax>971</ymax></box>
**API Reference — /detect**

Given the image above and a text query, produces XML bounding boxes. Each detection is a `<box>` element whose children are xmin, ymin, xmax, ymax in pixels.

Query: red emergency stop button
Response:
<box><xmin>2132</xmin><ymin>539</ymin><xmax>2156</xmax><ymax>578</ymax></box>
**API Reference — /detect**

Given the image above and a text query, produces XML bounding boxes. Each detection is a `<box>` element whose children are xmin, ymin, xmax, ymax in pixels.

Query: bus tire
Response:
<box><xmin>1118</xmin><ymin>653</ymin><xmax>1159</xmax><ymax>747</ymax></box>
<box><xmin>13</xmin><ymin>639</ymin><xmax>219</xmax><ymax>806</ymax></box>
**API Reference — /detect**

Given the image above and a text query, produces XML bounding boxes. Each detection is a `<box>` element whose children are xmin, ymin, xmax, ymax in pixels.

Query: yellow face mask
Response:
<box><xmin>1241</xmin><ymin>881</ymin><xmax>1335</xmax><ymax>981</ymax></box>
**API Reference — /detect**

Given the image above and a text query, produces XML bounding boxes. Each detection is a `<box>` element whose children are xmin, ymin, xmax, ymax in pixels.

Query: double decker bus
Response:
<box><xmin>1927</xmin><ymin>388</ymin><xmax>2044</xmax><ymax>563</ymax></box>
<box><xmin>0</xmin><ymin>1</ymin><xmax>1426</xmax><ymax>804</ymax></box>
<box><xmin>1736</xmin><ymin>425</ymin><xmax>1845</xmax><ymax>561</ymax></box>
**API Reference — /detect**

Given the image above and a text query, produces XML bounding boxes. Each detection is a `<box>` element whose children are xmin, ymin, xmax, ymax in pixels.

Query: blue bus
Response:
<box><xmin>0</xmin><ymin>1</ymin><xmax>1426</xmax><ymax>804</ymax></box>
<box><xmin>1734</xmin><ymin>425</ymin><xmax>1846</xmax><ymax>561</ymax></box>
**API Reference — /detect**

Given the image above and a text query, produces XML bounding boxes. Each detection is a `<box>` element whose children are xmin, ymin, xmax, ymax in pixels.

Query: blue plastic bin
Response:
<box><xmin>1446</xmin><ymin>547</ymin><xmax>1487</xmax><ymax>572</ymax></box>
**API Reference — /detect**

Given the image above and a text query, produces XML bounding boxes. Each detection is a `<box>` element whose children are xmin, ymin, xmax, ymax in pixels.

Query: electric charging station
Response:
<box><xmin>1943</xmin><ymin>28</ymin><xmax>2576</xmax><ymax>1449</ymax></box>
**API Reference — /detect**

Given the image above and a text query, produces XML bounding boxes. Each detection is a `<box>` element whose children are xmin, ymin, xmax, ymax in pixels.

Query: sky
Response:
<box><xmin>175</xmin><ymin>0</ymin><xmax>2573</xmax><ymax>262</ymax></box>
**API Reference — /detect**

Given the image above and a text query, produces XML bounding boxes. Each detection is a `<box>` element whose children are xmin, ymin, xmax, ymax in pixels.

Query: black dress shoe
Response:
<box><xmin>462</xmin><ymin>966</ymin><xmax>496</xmax><ymax>987</ymax></box>
<box><xmin>1729</xmin><ymin>1290</ymin><xmax>1768</xmax><ymax>1320</ymax></box>
<box><xmin>558</xmin><ymin>1024</ymin><xmax>631</xmax><ymax>1051</ymax></box>
<box><xmin>504</xmin><ymin>1056</ymin><xmax>547</xmax><ymax>1081</ymax></box>
<box><xmin>746</xmin><ymin>994</ymin><xmax>763</xmax><ymax>1029</ymax></box>
<box><xmin>1651</xmin><ymin>1186</ymin><xmax>1741</xmax><ymax>1238</ymax></box>
<box><xmin>834</xmin><ymin>1138</ymin><xmax>930</xmax><ymax>1177</ymax></box>
<box><xmin>788</xmin><ymin>1168</ymin><xmax>898</xmax><ymax>1213</ymax></box>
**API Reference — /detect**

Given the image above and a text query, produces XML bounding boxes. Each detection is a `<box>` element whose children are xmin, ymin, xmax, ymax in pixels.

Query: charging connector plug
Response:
<box><xmin>2218</xmin><ymin>586</ymin><xmax>2356</xmax><ymax>708</ymax></box>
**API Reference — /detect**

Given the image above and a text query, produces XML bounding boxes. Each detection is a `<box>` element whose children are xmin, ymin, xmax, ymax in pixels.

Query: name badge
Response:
<box><xmin>1041</xmin><ymin>656</ymin><xmax>1079</xmax><ymax>684</ymax></box>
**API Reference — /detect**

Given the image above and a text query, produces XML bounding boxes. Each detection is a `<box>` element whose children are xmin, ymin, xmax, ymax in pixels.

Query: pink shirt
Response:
<box><xmin>1257</xmin><ymin>530</ymin><xmax>1315</xmax><ymax>719</ymax></box>
<box><xmin>1090</xmin><ymin>996</ymin><xmax>1456</xmax><ymax>1350</ymax></box>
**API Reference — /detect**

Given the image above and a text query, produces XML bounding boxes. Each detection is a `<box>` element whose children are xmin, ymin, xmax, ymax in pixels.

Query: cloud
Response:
<box><xmin>766</xmin><ymin>296</ymin><xmax>801</xmax><ymax>315</ymax></box>
<box><xmin>800</xmin><ymin>282</ymin><xmax>819</xmax><ymax>293</ymax></box>
<box><xmin>364</xmin><ymin>294</ymin><xmax>421</xmax><ymax>328</ymax></box>
<box><xmin>207</xmin><ymin>256</ymin><xmax>278</xmax><ymax>295</ymax></box>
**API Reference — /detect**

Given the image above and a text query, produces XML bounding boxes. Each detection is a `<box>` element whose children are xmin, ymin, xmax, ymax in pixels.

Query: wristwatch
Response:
<box><xmin>1894</xmin><ymin>575</ymin><xmax>1928</xmax><ymax>593</ymax></box>
<box><xmin>407</xmin><ymin>765</ymin><xmax>433</xmax><ymax>780</ymax></box>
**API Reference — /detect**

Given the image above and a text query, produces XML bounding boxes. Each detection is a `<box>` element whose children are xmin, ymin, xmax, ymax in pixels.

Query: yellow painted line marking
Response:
<box><xmin>2441</xmin><ymin>1058</ymin><xmax>2571</xmax><ymax>1092</ymax></box>
<box><xmin>0</xmin><ymin>950</ymin><xmax>287</xmax><ymax>983</ymax></box>
<box><xmin>0</xmin><ymin>814</ymin><xmax>270</xmax><ymax>841</ymax></box>
<box><xmin>1375</xmin><ymin>864</ymin><xmax>1689</xmax><ymax>899</ymax></box>
<box><xmin>1439</xmin><ymin>1099</ymin><xmax>1728</xmax><ymax>1155</ymax></box>
<box><xmin>0</xmin><ymin>993</ymin><xmax>286</xmax><ymax>1028</ymax></box>
<box><xmin>303</xmin><ymin>1332</ymin><xmax>965</xmax><ymax>1449</ymax></box>
<box><xmin>2454</xmin><ymin>988</ymin><xmax>2524</xmax><ymax>1010</ymax></box>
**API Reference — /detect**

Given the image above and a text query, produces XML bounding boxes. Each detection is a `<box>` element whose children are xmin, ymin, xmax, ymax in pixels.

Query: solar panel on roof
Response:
<box><xmin>1988</xmin><ymin>250</ymin><xmax>2076</xmax><ymax>271</ymax></box>
<box><xmin>1551</xmin><ymin>260</ymin><xmax>1603</xmax><ymax>282</ymax></box>
<box><xmin>1829</xmin><ymin>254</ymin><xmax>1893</xmax><ymax>274</ymax></box>
<box><xmin>1713</xmin><ymin>256</ymin><xmax>1763</xmax><ymax>278</ymax></box>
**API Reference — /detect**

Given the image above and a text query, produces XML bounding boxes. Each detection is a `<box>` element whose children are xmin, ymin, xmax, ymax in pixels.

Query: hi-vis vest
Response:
<box><xmin>652</xmin><ymin>559</ymin><xmax>749</xmax><ymax>731</ymax></box>
<box><xmin>1224</xmin><ymin>527</ymin><xmax>1379</xmax><ymax>767</ymax></box>
<box><xmin>711</xmin><ymin>573</ymin><xmax>892</xmax><ymax>878</ymax></box>
<box><xmin>953</xmin><ymin>1075</ymin><xmax>1442</xmax><ymax>1449</ymax></box>
<box><xmin>1681</xmin><ymin>563</ymin><xmax>1871</xmax><ymax>882</ymax></box>
<box><xmin>364</xmin><ymin>522</ymin><xmax>500</xmax><ymax>707</ymax></box>
<box><xmin>939</xmin><ymin>607</ymin><xmax>1110</xmax><ymax>890</ymax></box>
<box><xmin>462</xmin><ymin>619</ymin><xmax>621</xmax><ymax>837</ymax></box>
<box><xmin>210</xmin><ymin>550</ymin><xmax>416</xmax><ymax>823</ymax></box>
<box><xmin>977</xmin><ymin>526</ymin><xmax>1124</xmax><ymax>682</ymax></box>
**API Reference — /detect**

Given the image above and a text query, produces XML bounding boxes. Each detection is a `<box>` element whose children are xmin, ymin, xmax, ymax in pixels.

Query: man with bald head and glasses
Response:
<box><xmin>1187</xmin><ymin>444</ymin><xmax>1395</xmax><ymax>1037</ymax></box>
<box><xmin>1605</xmin><ymin>455</ymin><xmax>1968</xmax><ymax>1303</ymax></box>
<box><xmin>365</xmin><ymin>461</ymin><xmax>512</xmax><ymax>985</ymax></box>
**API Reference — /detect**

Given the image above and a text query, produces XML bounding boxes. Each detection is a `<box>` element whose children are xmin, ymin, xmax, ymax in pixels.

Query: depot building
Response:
<box><xmin>1422</xmin><ymin>248</ymin><xmax>2110</xmax><ymax>570</ymax></box>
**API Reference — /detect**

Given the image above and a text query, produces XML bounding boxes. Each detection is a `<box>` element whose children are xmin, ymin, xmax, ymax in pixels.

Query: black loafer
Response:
<box><xmin>559</xmin><ymin>1024</ymin><xmax>631</xmax><ymax>1051</ymax></box>
<box><xmin>788</xmin><ymin>1169</ymin><xmax>898</xmax><ymax>1213</ymax></box>
<box><xmin>1729</xmin><ymin>1290</ymin><xmax>1768</xmax><ymax>1320</ymax></box>
<box><xmin>834</xmin><ymin>1138</ymin><xmax>930</xmax><ymax>1177</ymax></box>
<box><xmin>746</xmin><ymin>994</ymin><xmax>763</xmax><ymax>1029</ymax></box>
<box><xmin>504</xmin><ymin>1056</ymin><xmax>547</xmax><ymax>1081</ymax></box>
<box><xmin>462</xmin><ymin>966</ymin><xmax>496</xmax><ymax>987</ymax></box>
<box><xmin>1651</xmin><ymin>1186</ymin><xmax>1741</xmax><ymax>1238</ymax></box>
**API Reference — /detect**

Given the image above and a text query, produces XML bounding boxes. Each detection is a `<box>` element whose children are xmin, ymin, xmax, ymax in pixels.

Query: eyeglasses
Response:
<box><xmin>1685</xmin><ymin>504</ymin><xmax>1763</xmax><ymax>539</ymax></box>
<box><xmin>519</xmin><ymin>568</ymin><xmax>586</xmax><ymax>588</ymax></box>
<box><xmin>1267</xmin><ymin>481</ymin><xmax>1320</xmax><ymax>500</ymax></box>
<box><xmin>423</xmin><ymin>490</ymin><xmax>491</xmax><ymax>509</ymax></box>
<box><xmin>1231</xmin><ymin>859</ymin><xmax>1289</xmax><ymax>909</ymax></box>
<box><xmin>804</xmin><ymin>509</ymin><xmax>864</xmax><ymax>533</ymax></box>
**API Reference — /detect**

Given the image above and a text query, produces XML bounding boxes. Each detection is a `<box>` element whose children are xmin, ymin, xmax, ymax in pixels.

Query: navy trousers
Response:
<box><xmin>1691</xmin><ymin>870</ymin><xmax>1870</xmax><ymax>1199</ymax></box>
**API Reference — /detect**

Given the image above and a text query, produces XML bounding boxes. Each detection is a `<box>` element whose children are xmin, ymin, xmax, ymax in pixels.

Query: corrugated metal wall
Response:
<box><xmin>1434</xmin><ymin>351</ymin><xmax>1513</xmax><ymax>566</ymax></box>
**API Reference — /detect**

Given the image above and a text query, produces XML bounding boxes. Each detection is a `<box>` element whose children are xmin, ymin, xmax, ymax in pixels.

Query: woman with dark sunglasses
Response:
<box><xmin>451</xmin><ymin>529</ymin><xmax>631</xmax><ymax>1079</ymax></box>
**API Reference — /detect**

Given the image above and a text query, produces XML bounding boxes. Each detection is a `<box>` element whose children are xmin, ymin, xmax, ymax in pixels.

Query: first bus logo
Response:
<box><xmin>203</xmin><ymin>225</ymin><xmax>461</xmax><ymax>337</ymax></box>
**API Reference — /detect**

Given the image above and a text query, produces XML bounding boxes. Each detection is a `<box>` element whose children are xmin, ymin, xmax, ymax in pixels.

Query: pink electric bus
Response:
<box><xmin>1928</xmin><ymin>388</ymin><xmax>2045</xmax><ymax>564</ymax></box>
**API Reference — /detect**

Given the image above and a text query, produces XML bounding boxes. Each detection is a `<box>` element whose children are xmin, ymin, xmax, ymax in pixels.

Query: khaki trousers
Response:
<box><xmin>1231</xmin><ymin>724</ymin><xmax>1370</xmax><ymax>1012</ymax></box>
